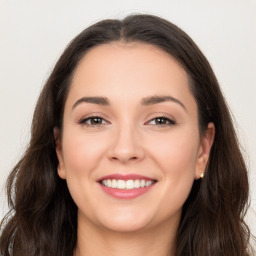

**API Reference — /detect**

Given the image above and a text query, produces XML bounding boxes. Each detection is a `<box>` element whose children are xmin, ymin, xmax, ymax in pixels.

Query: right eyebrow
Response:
<box><xmin>72</xmin><ymin>96</ymin><xmax>110</xmax><ymax>110</ymax></box>
<box><xmin>141</xmin><ymin>95</ymin><xmax>187</xmax><ymax>112</ymax></box>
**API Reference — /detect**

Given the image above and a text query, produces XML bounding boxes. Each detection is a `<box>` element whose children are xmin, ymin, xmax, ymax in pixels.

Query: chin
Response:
<box><xmin>94</xmin><ymin>207</ymin><xmax>155</xmax><ymax>233</ymax></box>
<box><xmin>100</xmin><ymin>218</ymin><xmax>151</xmax><ymax>233</ymax></box>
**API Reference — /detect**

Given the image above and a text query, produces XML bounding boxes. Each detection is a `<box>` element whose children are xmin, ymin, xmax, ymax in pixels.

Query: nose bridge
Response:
<box><xmin>108</xmin><ymin>118</ymin><xmax>144</xmax><ymax>162</ymax></box>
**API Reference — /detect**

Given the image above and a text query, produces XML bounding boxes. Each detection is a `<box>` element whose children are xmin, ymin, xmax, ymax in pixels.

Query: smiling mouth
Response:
<box><xmin>100</xmin><ymin>179</ymin><xmax>157</xmax><ymax>190</ymax></box>
<box><xmin>98</xmin><ymin>174</ymin><xmax>157</xmax><ymax>199</ymax></box>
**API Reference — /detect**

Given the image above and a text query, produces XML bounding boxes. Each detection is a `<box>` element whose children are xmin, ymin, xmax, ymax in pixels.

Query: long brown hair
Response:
<box><xmin>0</xmin><ymin>14</ymin><xmax>254</xmax><ymax>256</ymax></box>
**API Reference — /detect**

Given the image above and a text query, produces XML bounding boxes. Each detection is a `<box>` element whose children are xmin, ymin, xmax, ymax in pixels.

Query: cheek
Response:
<box><xmin>148</xmin><ymin>130</ymin><xmax>199</xmax><ymax>201</ymax></box>
<box><xmin>60</xmin><ymin>131</ymin><xmax>108</xmax><ymax>211</ymax></box>
<box><xmin>149</xmin><ymin>128</ymin><xmax>199</xmax><ymax>174</ymax></box>
<box><xmin>163</xmin><ymin>139</ymin><xmax>198</xmax><ymax>173</ymax></box>
<box><xmin>148</xmin><ymin>135</ymin><xmax>198</xmax><ymax>219</ymax></box>
<box><xmin>61</xmin><ymin>131</ymin><xmax>107</xmax><ymax>178</ymax></box>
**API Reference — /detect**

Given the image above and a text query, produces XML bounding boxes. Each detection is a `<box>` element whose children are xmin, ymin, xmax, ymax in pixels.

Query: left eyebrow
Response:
<box><xmin>72</xmin><ymin>96</ymin><xmax>110</xmax><ymax>110</ymax></box>
<box><xmin>141</xmin><ymin>95</ymin><xmax>187</xmax><ymax>112</ymax></box>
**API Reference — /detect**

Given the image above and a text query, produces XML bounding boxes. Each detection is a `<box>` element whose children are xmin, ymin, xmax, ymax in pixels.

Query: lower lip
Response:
<box><xmin>99</xmin><ymin>183</ymin><xmax>156</xmax><ymax>199</ymax></box>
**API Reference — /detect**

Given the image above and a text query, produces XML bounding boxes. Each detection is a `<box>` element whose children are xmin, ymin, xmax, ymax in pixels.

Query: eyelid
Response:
<box><xmin>77</xmin><ymin>112</ymin><xmax>176</xmax><ymax>127</ymax></box>
<box><xmin>78</xmin><ymin>113</ymin><xmax>110</xmax><ymax>126</ymax></box>
<box><xmin>144</xmin><ymin>114</ymin><xmax>176</xmax><ymax>126</ymax></box>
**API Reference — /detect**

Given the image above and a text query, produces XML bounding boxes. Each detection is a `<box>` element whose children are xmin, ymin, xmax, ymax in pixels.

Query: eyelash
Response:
<box><xmin>145</xmin><ymin>116</ymin><xmax>176</xmax><ymax>126</ymax></box>
<box><xmin>79</xmin><ymin>115</ymin><xmax>176</xmax><ymax>127</ymax></box>
<box><xmin>79</xmin><ymin>116</ymin><xmax>108</xmax><ymax>127</ymax></box>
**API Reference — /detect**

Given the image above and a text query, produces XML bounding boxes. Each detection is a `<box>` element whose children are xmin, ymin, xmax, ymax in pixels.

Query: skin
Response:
<box><xmin>55</xmin><ymin>42</ymin><xmax>215</xmax><ymax>256</ymax></box>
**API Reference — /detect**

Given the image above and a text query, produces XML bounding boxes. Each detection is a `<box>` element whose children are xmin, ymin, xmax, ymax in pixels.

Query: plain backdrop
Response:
<box><xmin>0</xmin><ymin>0</ymin><xmax>255</xmax><ymax>236</ymax></box>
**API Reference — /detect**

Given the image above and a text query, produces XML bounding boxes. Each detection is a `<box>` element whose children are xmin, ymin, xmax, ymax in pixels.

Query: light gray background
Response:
<box><xmin>0</xmin><ymin>0</ymin><xmax>255</xmax><ymax>236</ymax></box>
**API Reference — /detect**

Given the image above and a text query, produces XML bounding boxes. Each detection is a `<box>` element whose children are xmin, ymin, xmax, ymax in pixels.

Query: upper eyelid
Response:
<box><xmin>145</xmin><ymin>116</ymin><xmax>176</xmax><ymax>125</ymax></box>
<box><xmin>77</xmin><ymin>112</ymin><xmax>176</xmax><ymax>124</ymax></box>
<box><xmin>80</xmin><ymin>117</ymin><xmax>175</xmax><ymax>126</ymax></box>
<box><xmin>144</xmin><ymin>112</ymin><xmax>176</xmax><ymax>122</ymax></box>
<box><xmin>79</xmin><ymin>116</ymin><xmax>109</xmax><ymax>124</ymax></box>
<box><xmin>79</xmin><ymin>113</ymin><xmax>110</xmax><ymax>121</ymax></box>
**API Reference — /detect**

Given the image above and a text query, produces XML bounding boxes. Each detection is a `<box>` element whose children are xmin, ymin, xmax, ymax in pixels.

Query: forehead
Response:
<box><xmin>66</xmin><ymin>42</ymin><xmax>196</xmax><ymax>110</ymax></box>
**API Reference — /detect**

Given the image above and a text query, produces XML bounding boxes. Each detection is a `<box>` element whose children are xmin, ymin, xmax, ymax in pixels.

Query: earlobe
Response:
<box><xmin>54</xmin><ymin>127</ymin><xmax>66</xmax><ymax>179</ymax></box>
<box><xmin>57</xmin><ymin>166</ymin><xmax>66</xmax><ymax>179</ymax></box>
<box><xmin>195</xmin><ymin>122</ymin><xmax>215</xmax><ymax>179</ymax></box>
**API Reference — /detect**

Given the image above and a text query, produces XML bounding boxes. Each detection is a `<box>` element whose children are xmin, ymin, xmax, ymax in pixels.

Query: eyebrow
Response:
<box><xmin>72</xmin><ymin>97</ymin><xmax>110</xmax><ymax>109</ymax></box>
<box><xmin>141</xmin><ymin>95</ymin><xmax>187</xmax><ymax>111</ymax></box>
<box><xmin>72</xmin><ymin>95</ymin><xmax>186</xmax><ymax>111</ymax></box>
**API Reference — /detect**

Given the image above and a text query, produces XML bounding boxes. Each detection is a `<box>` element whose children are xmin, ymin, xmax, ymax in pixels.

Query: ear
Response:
<box><xmin>54</xmin><ymin>127</ymin><xmax>66</xmax><ymax>179</ymax></box>
<box><xmin>194</xmin><ymin>122</ymin><xmax>215</xmax><ymax>179</ymax></box>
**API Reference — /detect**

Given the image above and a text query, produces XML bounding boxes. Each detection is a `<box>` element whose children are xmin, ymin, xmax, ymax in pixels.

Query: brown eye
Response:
<box><xmin>80</xmin><ymin>116</ymin><xmax>108</xmax><ymax>126</ymax></box>
<box><xmin>90</xmin><ymin>117</ymin><xmax>103</xmax><ymax>125</ymax></box>
<box><xmin>155</xmin><ymin>118</ymin><xmax>168</xmax><ymax>125</ymax></box>
<box><xmin>146</xmin><ymin>116</ymin><xmax>176</xmax><ymax>126</ymax></box>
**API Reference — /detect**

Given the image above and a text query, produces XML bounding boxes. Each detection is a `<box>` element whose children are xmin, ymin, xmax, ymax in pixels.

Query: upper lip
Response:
<box><xmin>97</xmin><ymin>174</ymin><xmax>157</xmax><ymax>182</ymax></box>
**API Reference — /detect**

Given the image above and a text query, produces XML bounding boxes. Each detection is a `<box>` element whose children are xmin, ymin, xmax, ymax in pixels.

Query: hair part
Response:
<box><xmin>0</xmin><ymin>14</ymin><xmax>254</xmax><ymax>256</ymax></box>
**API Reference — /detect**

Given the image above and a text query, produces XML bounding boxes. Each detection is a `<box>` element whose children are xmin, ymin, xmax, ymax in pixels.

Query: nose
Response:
<box><xmin>107</xmin><ymin>124</ymin><xmax>145</xmax><ymax>164</ymax></box>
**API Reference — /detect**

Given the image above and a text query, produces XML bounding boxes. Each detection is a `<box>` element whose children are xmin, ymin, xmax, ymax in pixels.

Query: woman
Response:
<box><xmin>0</xmin><ymin>14</ymin><xmax>254</xmax><ymax>256</ymax></box>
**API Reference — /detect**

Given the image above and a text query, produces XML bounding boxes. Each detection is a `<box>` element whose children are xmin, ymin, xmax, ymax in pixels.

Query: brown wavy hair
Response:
<box><xmin>0</xmin><ymin>14</ymin><xmax>254</xmax><ymax>256</ymax></box>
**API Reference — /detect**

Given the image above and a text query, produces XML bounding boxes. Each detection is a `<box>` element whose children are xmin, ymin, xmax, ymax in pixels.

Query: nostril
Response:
<box><xmin>110</xmin><ymin>155</ymin><xmax>139</xmax><ymax>162</ymax></box>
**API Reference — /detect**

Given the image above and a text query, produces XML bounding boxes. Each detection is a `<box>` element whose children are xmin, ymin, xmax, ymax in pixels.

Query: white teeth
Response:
<box><xmin>107</xmin><ymin>179</ymin><xmax>112</xmax><ymax>187</ymax></box>
<box><xmin>112</xmin><ymin>179</ymin><xmax>117</xmax><ymax>188</ymax></box>
<box><xmin>134</xmin><ymin>179</ymin><xmax>140</xmax><ymax>188</ymax></box>
<box><xmin>126</xmin><ymin>180</ymin><xmax>134</xmax><ymax>189</ymax></box>
<box><xmin>117</xmin><ymin>180</ymin><xmax>126</xmax><ymax>189</ymax></box>
<box><xmin>146</xmin><ymin>180</ymin><xmax>153</xmax><ymax>186</ymax></box>
<box><xmin>101</xmin><ymin>179</ymin><xmax>155</xmax><ymax>190</ymax></box>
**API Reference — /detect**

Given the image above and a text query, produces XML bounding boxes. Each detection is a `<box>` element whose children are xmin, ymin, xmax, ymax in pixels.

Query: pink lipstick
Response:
<box><xmin>98</xmin><ymin>174</ymin><xmax>157</xmax><ymax>199</ymax></box>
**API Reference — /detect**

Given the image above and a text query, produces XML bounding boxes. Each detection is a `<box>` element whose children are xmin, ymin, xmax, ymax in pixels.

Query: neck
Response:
<box><xmin>74</xmin><ymin>215</ymin><xmax>179</xmax><ymax>256</ymax></box>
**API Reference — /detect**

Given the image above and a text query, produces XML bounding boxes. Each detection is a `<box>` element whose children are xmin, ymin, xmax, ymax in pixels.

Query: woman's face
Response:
<box><xmin>56</xmin><ymin>42</ymin><xmax>214</xmax><ymax>233</ymax></box>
